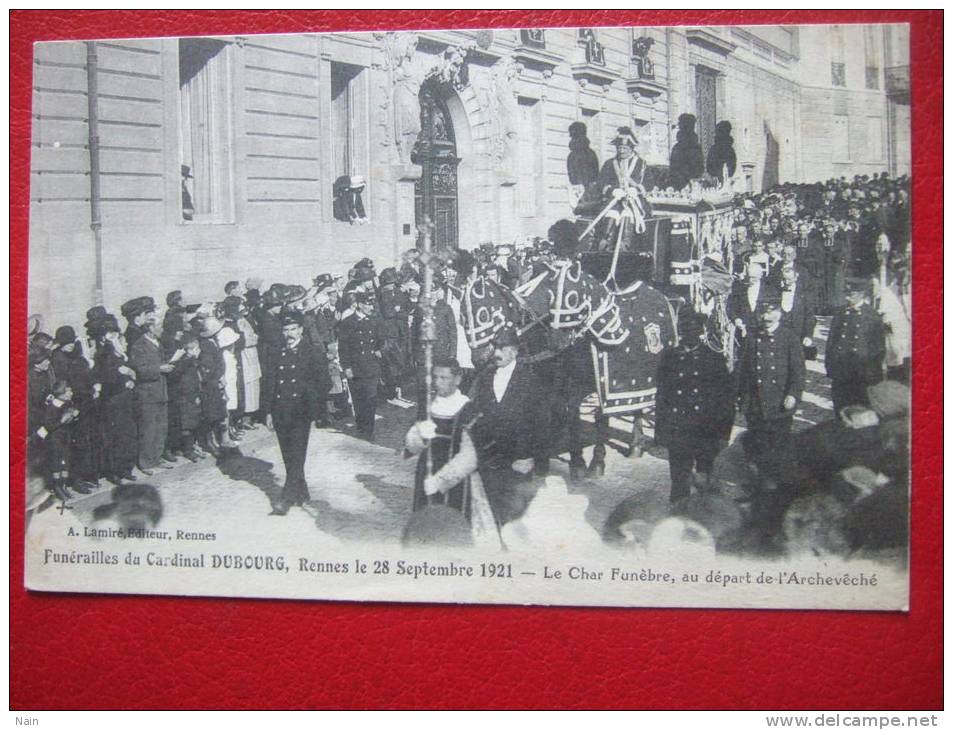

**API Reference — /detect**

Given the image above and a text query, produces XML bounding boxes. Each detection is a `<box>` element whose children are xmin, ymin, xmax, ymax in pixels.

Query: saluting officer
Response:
<box><xmin>261</xmin><ymin>311</ymin><xmax>331</xmax><ymax>516</ymax></box>
<box><xmin>826</xmin><ymin>279</ymin><xmax>886</xmax><ymax>414</ymax></box>
<box><xmin>737</xmin><ymin>298</ymin><xmax>806</xmax><ymax>480</ymax></box>
<box><xmin>337</xmin><ymin>291</ymin><xmax>384</xmax><ymax>440</ymax></box>
<box><xmin>654</xmin><ymin>311</ymin><xmax>735</xmax><ymax>503</ymax></box>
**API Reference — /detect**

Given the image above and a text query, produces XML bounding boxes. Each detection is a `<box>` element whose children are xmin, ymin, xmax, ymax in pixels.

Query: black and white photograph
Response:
<box><xmin>24</xmin><ymin>22</ymin><xmax>912</xmax><ymax>609</ymax></box>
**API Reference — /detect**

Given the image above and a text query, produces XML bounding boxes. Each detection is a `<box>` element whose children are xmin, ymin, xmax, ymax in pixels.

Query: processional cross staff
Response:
<box><xmin>416</xmin><ymin>215</ymin><xmax>437</xmax><ymax>480</ymax></box>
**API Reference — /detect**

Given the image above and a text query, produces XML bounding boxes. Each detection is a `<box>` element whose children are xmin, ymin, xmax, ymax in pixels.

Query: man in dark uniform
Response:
<box><xmin>261</xmin><ymin>312</ymin><xmax>331</xmax><ymax>516</ymax></box>
<box><xmin>337</xmin><ymin>291</ymin><xmax>384</xmax><ymax>440</ymax></box>
<box><xmin>826</xmin><ymin>279</ymin><xmax>886</xmax><ymax>414</ymax></box>
<box><xmin>467</xmin><ymin>327</ymin><xmax>550</xmax><ymax>525</ymax></box>
<box><xmin>737</xmin><ymin>299</ymin><xmax>806</xmax><ymax>481</ymax></box>
<box><xmin>654</xmin><ymin>312</ymin><xmax>735</xmax><ymax>503</ymax></box>
<box><xmin>256</xmin><ymin>288</ymin><xmax>285</xmax><ymax>391</ymax></box>
<box><xmin>377</xmin><ymin>266</ymin><xmax>411</xmax><ymax>401</ymax></box>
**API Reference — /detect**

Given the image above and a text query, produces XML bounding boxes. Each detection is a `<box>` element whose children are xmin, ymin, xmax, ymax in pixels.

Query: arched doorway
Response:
<box><xmin>413</xmin><ymin>79</ymin><xmax>459</xmax><ymax>250</ymax></box>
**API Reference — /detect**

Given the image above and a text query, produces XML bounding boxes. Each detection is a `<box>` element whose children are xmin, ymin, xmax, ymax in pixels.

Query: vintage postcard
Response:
<box><xmin>24</xmin><ymin>23</ymin><xmax>911</xmax><ymax>610</ymax></box>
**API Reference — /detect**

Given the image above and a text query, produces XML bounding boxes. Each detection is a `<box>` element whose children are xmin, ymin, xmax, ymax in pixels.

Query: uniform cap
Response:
<box><xmin>120</xmin><ymin>296</ymin><xmax>156</xmax><ymax>320</ymax></box>
<box><xmin>492</xmin><ymin>326</ymin><xmax>519</xmax><ymax>350</ymax></box>
<box><xmin>280</xmin><ymin>311</ymin><xmax>304</xmax><ymax>327</ymax></box>
<box><xmin>378</xmin><ymin>267</ymin><xmax>399</xmax><ymax>286</ymax></box>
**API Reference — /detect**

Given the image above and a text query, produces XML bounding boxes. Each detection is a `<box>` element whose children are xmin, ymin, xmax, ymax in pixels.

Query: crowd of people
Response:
<box><xmin>27</xmin><ymin>123</ymin><xmax>913</xmax><ymax>553</ymax></box>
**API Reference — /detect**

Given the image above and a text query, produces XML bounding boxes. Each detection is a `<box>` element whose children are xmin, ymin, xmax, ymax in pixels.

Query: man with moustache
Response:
<box><xmin>779</xmin><ymin>264</ymin><xmax>817</xmax><ymax>358</ymax></box>
<box><xmin>261</xmin><ymin>311</ymin><xmax>331</xmax><ymax>516</ymax></box>
<box><xmin>467</xmin><ymin>327</ymin><xmax>549</xmax><ymax>526</ymax></box>
<box><xmin>737</xmin><ymin>299</ymin><xmax>806</xmax><ymax>481</ymax></box>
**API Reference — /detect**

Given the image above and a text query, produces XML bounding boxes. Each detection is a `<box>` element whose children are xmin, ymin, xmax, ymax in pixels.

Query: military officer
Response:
<box><xmin>826</xmin><ymin>279</ymin><xmax>886</xmax><ymax>414</ymax></box>
<box><xmin>737</xmin><ymin>298</ymin><xmax>806</xmax><ymax>480</ymax></box>
<box><xmin>337</xmin><ymin>291</ymin><xmax>384</xmax><ymax>440</ymax></box>
<box><xmin>655</xmin><ymin>312</ymin><xmax>735</xmax><ymax>502</ymax></box>
<box><xmin>377</xmin><ymin>266</ymin><xmax>411</xmax><ymax>401</ymax></box>
<box><xmin>261</xmin><ymin>311</ymin><xmax>331</xmax><ymax>515</ymax></box>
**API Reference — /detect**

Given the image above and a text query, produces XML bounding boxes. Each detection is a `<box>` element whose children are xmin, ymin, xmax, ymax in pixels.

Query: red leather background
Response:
<box><xmin>10</xmin><ymin>10</ymin><xmax>942</xmax><ymax>710</ymax></box>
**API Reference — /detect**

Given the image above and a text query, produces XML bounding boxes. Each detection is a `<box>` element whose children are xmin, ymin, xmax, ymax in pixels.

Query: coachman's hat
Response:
<box><xmin>612</xmin><ymin>126</ymin><xmax>638</xmax><ymax>148</ymax></box>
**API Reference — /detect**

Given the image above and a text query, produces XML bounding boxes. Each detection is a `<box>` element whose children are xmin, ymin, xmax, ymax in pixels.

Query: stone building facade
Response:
<box><xmin>29</xmin><ymin>24</ymin><xmax>910</xmax><ymax>326</ymax></box>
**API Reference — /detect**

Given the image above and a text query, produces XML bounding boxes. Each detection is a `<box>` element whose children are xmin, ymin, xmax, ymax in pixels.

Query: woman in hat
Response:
<box><xmin>219</xmin><ymin>296</ymin><xmax>250</xmax><ymax>437</ymax></box>
<box><xmin>52</xmin><ymin>325</ymin><xmax>103</xmax><ymax>490</ymax></box>
<box><xmin>195</xmin><ymin>316</ymin><xmax>238</xmax><ymax>455</ymax></box>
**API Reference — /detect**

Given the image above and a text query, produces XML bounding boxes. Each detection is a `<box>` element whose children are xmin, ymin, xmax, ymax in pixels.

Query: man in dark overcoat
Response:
<box><xmin>736</xmin><ymin>299</ymin><xmax>806</xmax><ymax>481</ymax></box>
<box><xmin>467</xmin><ymin>327</ymin><xmax>550</xmax><ymax>525</ymax></box>
<box><xmin>337</xmin><ymin>291</ymin><xmax>385</xmax><ymax>440</ymax></box>
<box><xmin>779</xmin><ymin>264</ymin><xmax>817</xmax><ymax>357</ymax></box>
<box><xmin>655</xmin><ymin>312</ymin><xmax>735</xmax><ymax>502</ymax></box>
<box><xmin>261</xmin><ymin>312</ymin><xmax>331</xmax><ymax>515</ymax></box>
<box><xmin>127</xmin><ymin>298</ymin><xmax>175</xmax><ymax>475</ymax></box>
<box><xmin>826</xmin><ymin>280</ymin><xmax>886</xmax><ymax>414</ymax></box>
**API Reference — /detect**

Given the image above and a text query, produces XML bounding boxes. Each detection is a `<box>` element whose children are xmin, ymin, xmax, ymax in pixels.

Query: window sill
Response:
<box><xmin>180</xmin><ymin>219</ymin><xmax>237</xmax><ymax>226</ymax></box>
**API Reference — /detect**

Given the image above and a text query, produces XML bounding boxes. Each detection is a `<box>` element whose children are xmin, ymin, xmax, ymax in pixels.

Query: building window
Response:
<box><xmin>330</xmin><ymin>62</ymin><xmax>368</xmax><ymax>222</ymax></box>
<box><xmin>829</xmin><ymin>26</ymin><xmax>846</xmax><ymax>88</ymax></box>
<box><xmin>516</xmin><ymin>97</ymin><xmax>541</xmax><ymax>218</ymax></box>
<box><xmin>330</xmin><ymin>62</ymin><xmax>362</xmax><ymax>182</ymax></box>
<box><xmin>178</xmin><ymin>38</ymin><xmax>234</xmax><ymax>223</ymax></box>
<box><xmin>832</xmin><ymin>115</ymin><xmax>850</xmax><ymax>162</ymax></box>
<box><xmin>578</xmin><ymin>28</ymin><xmax>606</xmax><ymax>66</ymax></box>
<box><xmin>520</xmin><ymin>29</ymin><xmax>546</xmax><ymax>49</ymax></box>
<box><xmin>866</xmin><ymin>116</ymin><xmax>884</xmax><ymax>161</ymax></box>
<box><xmin>831</xmin><ymin>62</ymin><xmax>846</xmax><ymax>88</ymax></box>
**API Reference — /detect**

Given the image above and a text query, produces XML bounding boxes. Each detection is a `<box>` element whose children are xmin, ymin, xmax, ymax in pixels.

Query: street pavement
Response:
<box><xmin>48</xmin><ymin>318</ymin><xmax>842</xmax><ymax>548</ymax></box>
